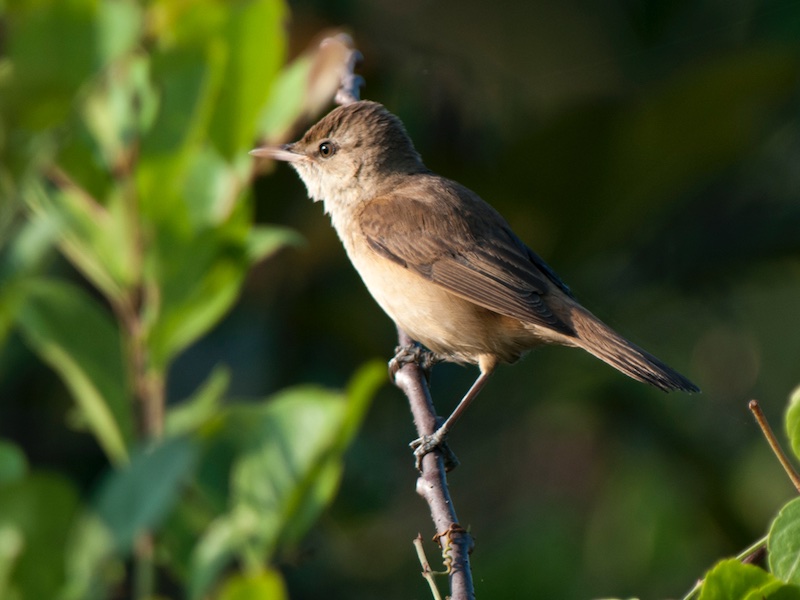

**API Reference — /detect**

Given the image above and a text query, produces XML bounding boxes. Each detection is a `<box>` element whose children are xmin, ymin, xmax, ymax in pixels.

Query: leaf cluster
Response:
<box><xmin>0</xmin><ymin>1</ymin><xmax>383</xmax><ymax>599</ymax></box>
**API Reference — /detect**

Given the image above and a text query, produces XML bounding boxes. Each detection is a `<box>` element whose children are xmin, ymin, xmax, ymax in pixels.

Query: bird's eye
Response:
<box><xmin>318</xmin><ymin>141</ymin><xmax>335</xmax><ymax>158</ymax></box>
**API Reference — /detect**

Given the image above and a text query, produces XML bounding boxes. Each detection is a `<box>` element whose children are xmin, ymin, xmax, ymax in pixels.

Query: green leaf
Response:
<box><xmin>699</xmin><ymin>558</ymin><xmax>782</xmax><ymax>600</ymax></box>
<box><xmin>785</xmin><ymin>385</ymin><xmax>800</xmax><ymax>462</ymax></box>
<box><xmin>14</xmin><ymin>278</ymin><xmax>132</xmax><ymax>464</ymax></box>
<box><xmin>97</xmin><ymin>0</ymin><xmax>142</xmax><ymax>64</ymax></box>
<box><xmin>246</xmin><ymin>225</ymin><xmax>304</xmax><ymax>263</ymax></box>
<box><xmin>225</xmin><ymin>387</ymin><xmax>345</xmax><ymax>558</ymax></box>
<box><xmin>0</xmin><ymin>473</ymin><xmax>82</xmax><ymax>600</ymax></box>
<box><xmin>23</xmin><ymin>177</ymin><xmax>137</xmax><ymax>303</ymax></box>
<box><xmin>145</xmin><ymin>223</ymin><xmax>250</xmax><ymax>369</ymax></box>
<box><xmin>0</xmin><ymin>215</ymin><xmax>59</xmax><ymax>287</ymax></box>
<box><xmin>94</xmin><ymin>436</ymin><xmax>199</xmax><ymax>552</ymax></box>
<box><xmin>258</xmin><ymin>53</ymin><xmax>315</xmax><ymax>141</ymax></box>
<box><xmin>769</xmin><ymin>497</ymin><xmax>800</xmax><ymax>585</ymax></box>
<box><xmin>82</xmin><ymin>52</ymin><xmax>157</xmax><ymax>173</ymax></box>
<box><xmin>3</xmin><ymin>0</ymin><xmax>98</xmax><ymax>130</ymax></box>
<box><xmin>216</xmin><ymin>570</ymin><xmax>288</xmax><ymax>600</ymax></box>
<box><xmin>207</xmin><ymin>0</ymin><xmax>287</xmax><ymax>160</ymax></box>
<box><xmin>229</xmin><ymin>362</ymin><xmax>384</xmax><ymax>556</ymax></box>
<box><xmin>183</xmin><ymin>145</ymin><xmax>252</xmax><ymax>228</ymax></box>
<box><xmin>257</xmin><ymin>34</ymin><xmax>351</xmax><ymax>142</ymax></box>
<box><xmin>189</xmin><ymin>515</ymin><xmax>247</xmax><ymax>600</ymax></box>
<box><xmin>0</xmin><ymin>442</ymin><xmax>27</xmax><ymax>486</ymax></box>
<box><xmin>166</xmin><ymin>365</ymin><xmax>231</xmax><ymax>437</ymax></box>
<box><xmin>0</xmin><ymin>525</ymin><xmax>24</xmax><ymax>600</ymax></box>
<box><xmin>136</xmin><ymin>40</ymin><xmax>227</xmax><ymax>222</ymax></box>
<box><xmin>748</xmin><ymin>584</ymin><xmax>800</xmax><ymax>600</ymax></box>
<box><xmin>189</xmin><ymin>363</ymin><xmax>383</xmax><ymax>598</ymax></box>
<box><xmin>59</xmin><ymin>512</ymin><xmax>119</xmax><ymax>600</ymax></box>
<box><xmin>338</xmin><ymin>361</ymin><xmax>387</xmax><ymax>449</ymax></box>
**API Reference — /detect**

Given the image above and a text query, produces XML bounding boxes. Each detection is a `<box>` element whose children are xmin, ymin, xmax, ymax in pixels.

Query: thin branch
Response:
<box><xmin>321</xmin><ymin>33</ymin><xmax>364</xmax><ymax>105</ymax></box>
<box><xmin>748</xmin><ymin>399</ymin><xmax>800</xmax><ymax>493</ymax></box>
<box><xmin>393</xmin><ymin>329</ymin><xmax>476</xmax><ymax>600</ymax></box>
<box><xmin>414</xmin><ymin>533</ymin><xmax>445</xmax><ymax>600</ymax></box>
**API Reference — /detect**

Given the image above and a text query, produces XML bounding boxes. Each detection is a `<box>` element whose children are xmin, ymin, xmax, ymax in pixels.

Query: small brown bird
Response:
<box><xmin>251</xmin><ymin>100</ymin><xmax>698</xmax><ymax>460</ymax></box>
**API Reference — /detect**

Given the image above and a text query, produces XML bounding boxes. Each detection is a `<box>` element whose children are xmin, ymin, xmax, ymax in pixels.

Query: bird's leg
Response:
<box><xmin>410</xmin><ymin>368</ymin><xmax>494</xmax><ymax>470</ymax></box>
<box><xmin>389</xmin><ymin>340</ymin><xmax>460</xmax><ymax>470</ymax></box>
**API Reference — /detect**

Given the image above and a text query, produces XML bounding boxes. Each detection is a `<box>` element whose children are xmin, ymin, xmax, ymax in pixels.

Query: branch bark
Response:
<box><xmin>393</xmin><ymin>329</ymin><xmax>476</xmax><ymax>600</ymax></box>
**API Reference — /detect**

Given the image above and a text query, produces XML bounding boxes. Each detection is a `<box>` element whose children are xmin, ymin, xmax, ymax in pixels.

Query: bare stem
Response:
<box><xmin>322</xmin><ymin>33</ymin><xmax>364</xmax><ymax>105</ymax></box>
<box><xmin>393</xmin><ymin>329</ymin><xmax>475</xmax><ymax>600</ymax></box>
<box><xmin>119</xmin><ymin>141</ymin><xmax>162</xmax><ymax>600</ymax></box>
<box><xmin>414</xmin><ymin>533</ymin><xmax>445</xmax><ymax>600</ymax></box>
<box><xmin>748</xmin><ymin>399</ymin><xmax>800</xmax><ymax>493</ymax></box>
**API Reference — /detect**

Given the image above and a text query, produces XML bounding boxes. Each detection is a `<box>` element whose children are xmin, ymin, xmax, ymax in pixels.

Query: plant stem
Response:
<box><xmin>414</xmin><ymin>533</ymin><xmax>444</xmax><ymax>600</ymax></box>
<box><xmin>119</xmin><ymin>148</ymin><xmax>163</xmax><ymax>600</ymax></box>
<box><xmin>749</xmin><ymin>399</ymin><xmax>800</xmax><ymax>493</ymax></box>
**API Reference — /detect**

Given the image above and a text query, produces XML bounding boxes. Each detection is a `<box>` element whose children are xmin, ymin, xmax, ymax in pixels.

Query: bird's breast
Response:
<box><xmin>342</xmin><ymin>234</ymin><xmax>537</xmax><ymax>365</ymax></box>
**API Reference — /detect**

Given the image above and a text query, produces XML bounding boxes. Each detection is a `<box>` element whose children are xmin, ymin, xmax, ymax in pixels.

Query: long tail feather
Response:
<box><xmin>570</xmin><ymin>308</ymin><xmax>699</xmax><ymax>393</ymax></box>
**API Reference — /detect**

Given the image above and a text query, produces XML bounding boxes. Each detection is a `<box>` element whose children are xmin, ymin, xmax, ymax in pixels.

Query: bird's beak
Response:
<box><xmin>249</xmin><ymin>143</ymin><xmax>305</xmax><ymax>163</ymax></box>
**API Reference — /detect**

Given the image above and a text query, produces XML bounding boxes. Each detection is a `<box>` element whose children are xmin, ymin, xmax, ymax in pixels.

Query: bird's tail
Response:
<box><xmin>569</xmin><ymin>307</ymin><xmax>699</xmax><ymax>392</ymax></box>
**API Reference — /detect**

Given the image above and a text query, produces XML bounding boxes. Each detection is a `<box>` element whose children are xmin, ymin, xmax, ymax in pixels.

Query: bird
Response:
<box><xmin>251</xmin><ymin>100</ymin><xmax>699</xmax><ymax>463</ymax></box>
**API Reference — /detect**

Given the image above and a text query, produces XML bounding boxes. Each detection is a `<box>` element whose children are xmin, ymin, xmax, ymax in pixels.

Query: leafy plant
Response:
<box><xmin>0</xmin><ymin>1</ymin><xmax>383</xmax><ymax>598</ymax></box>
<box><xmin>604</xmin><ymin>386</ymin><xmax>800</xmax><ymax>600</ymax></box>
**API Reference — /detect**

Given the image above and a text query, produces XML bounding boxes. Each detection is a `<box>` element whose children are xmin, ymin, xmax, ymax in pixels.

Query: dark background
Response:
<box><xmin>3</xmin><ymin>0</ymin><xmax>800</xmax><ymax>598</ymax></box>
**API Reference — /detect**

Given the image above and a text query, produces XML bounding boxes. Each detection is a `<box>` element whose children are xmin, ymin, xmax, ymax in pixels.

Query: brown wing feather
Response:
<box><xmin>358</xmin><ymin>176</ymin><xmax>575</xmax><ymax>336</ymax></box>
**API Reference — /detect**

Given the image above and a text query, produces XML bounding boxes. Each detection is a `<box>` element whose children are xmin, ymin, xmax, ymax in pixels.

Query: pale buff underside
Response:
<box><xmin>343</xmin><ymin>236</ymin><xmax>579</xmax><ymax>368</ymax></box>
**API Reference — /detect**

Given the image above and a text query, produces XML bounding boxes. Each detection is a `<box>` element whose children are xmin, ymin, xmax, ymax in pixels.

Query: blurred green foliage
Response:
<box><xmin>0</xmin><ymin>0</ymin><xmax>384</xmax><ymax>598</ymax></box>
<box><xmin>2</xmin><ymin>0</ymin><xmax>800</xmax><ymax>599</ymax></box>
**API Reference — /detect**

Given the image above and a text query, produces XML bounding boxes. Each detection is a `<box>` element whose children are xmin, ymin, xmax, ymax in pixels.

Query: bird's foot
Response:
<box><xmin>410</xmin><ymin>427</ymin><xmax>459</xmax><ymax>472</ymax></box>
<box><xmin>388</xmin><ymin>342</ymin><xmax>440</xmax><ymax>381</ymax></box>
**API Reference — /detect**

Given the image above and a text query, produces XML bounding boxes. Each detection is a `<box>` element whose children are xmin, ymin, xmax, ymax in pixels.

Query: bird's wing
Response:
<box><xmin>357</xmin><ymin>179</ymin><xmax>576</xmax><ymax>336</ymax></box>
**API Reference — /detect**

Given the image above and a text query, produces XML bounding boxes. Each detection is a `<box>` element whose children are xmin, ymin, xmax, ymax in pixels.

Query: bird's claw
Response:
<box><xmin>410</xmin><ymin>431</ymin><xmax>459</xmax><ymax>472</ymax></box>
<box><xmin>388</xmin><ymin>343</ymin><xmax>440</xmax><ymax>380</ymax></box>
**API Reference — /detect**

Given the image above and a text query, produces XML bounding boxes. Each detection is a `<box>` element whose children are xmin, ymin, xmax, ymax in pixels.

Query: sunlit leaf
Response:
<box><xmin>246</xmin><ymin>225</ymin><xmax>304</xmax><ymax>263</ymax></box>
<box><xmin>258</xmin><ymin>53</ymin><xmax>315</xmax><ymax>142</ymax></box>
<box><xmin>258</xmin><ymin>33</ymin><xmax>351</xmax><ymax>143</ymax></box>
<box><xmin>189</xmin><ymin>364</ymin><xmax>382</xmax><ymax>598</ymax></box>
<box><xmin>166</xmin><ymin>365</ymin><xmax>231</xmax><ymax>437</ymax></box>
<box><xmin>229</xmin><ymin>363</ymin><xmax>384</xmax><ymax>557</ymax></box>
<box><xmin>207</xmin><ymin>0</ymin><xmax>287</xmax><ymax>160</ymax></box>
<box><xmin>0</xmin><ymin>216</ymin><xmax>60</xmax><ymax>347</ymax></box>
<box><xmin>14</xmin><ymin>278</ymin><xmax>132</xmax><ymax>464</ymax></box>
<box><xmin>23</xmin><ymin>177</ymin><xmax>136</xmax><ymax>303</ymax></box>
<box><xmin>97</xmin><ymin>0</ymin><xmax>142</xmax><ymax>64</ymax></box>
<box><xmin>785</xmin><ymin>385</ymin><xmax>800</xmax><ymax>462</ymax></box>
<box><xmin>183</xmin><ymin>146</ymin><xmax>249</xmax><ymax>228</ymax></box>
<box><xmin>216</xmin><ymin>570</ymin><xmax>288</xmax><ymax>600</ymax></box>
<box><xmin>0</xmin><ymin>525</ymin><xmax>24</xmax><ymax>600</ymax></box>
<box><xmin>225</xmin><ymin>386</ymin><xmax>344</xmax><ymax>558</ymax></box>
<box><xmin>94</xmin><ymin>436</ymin><xmax>199</xmax><ymax>552</ymax></box>
<box><xmin>277</xmin><ymin>361</ymin><xmax>385</xmax><ymax>546</ymax></box>
<box><xmin>748</xmin><ymin>584</ymin><xmax>800</xmax><ymax>600</ymax></box>
<box><xmin>189</xmin><ymin>514</ymin><xmax>244</xmax><ymax>600</ymax></box>
<box><xmin>59</xmin><ymin>512</ymin><xmax>119</xmax><ymax>600</ymax></box>
<box><xmin>769</xmin><ymin>497</ymin><xmax>800</xmax><ymax>585</ymax></box>
<box><xmin>698</xmin><ymin>558</ymin><xmax>783</xmax><ymax>600</ymax></box>
<box><xmin>137</xmin><ymin>41</ymin><xmax>226</xmax><ymax>223</ymax></box>
<box><xmin>83</xmin><ymin>52</ymin><xmax>157</xmax><ymax>172</ymax></box>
